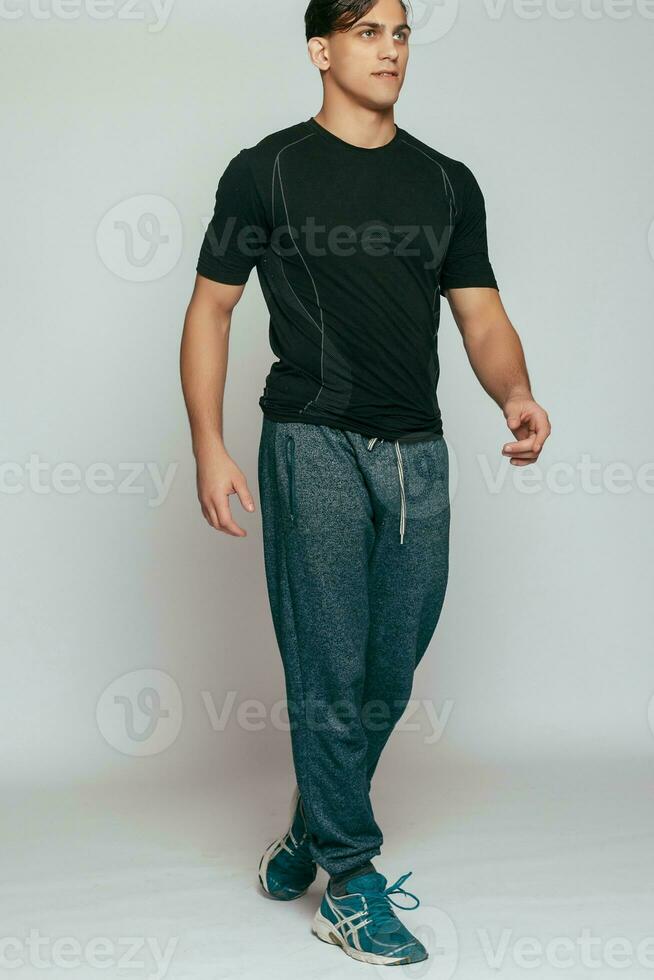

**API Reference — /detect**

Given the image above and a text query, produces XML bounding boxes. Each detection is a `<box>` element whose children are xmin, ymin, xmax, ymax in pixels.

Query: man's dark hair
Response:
<box><xmin>305</xmin><ymin>0</ymin><xmax>411</xmax><ymax>43</ymax></box>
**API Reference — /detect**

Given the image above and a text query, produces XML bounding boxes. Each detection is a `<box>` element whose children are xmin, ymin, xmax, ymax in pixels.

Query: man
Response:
<box><xmin>181</xmin><ymin>0</ymin><xmax>551</xmax><ymax>966</ymax></box>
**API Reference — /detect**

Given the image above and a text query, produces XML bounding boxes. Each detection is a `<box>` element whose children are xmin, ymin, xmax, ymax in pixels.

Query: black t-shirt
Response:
<box><xmin>196</xmin><ymin>116</ymin><xmax>498</xmax><ymax>443</ymax></box>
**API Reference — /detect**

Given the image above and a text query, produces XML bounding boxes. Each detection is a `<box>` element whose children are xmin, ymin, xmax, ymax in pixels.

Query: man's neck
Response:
<box><xmin>311</xmin><ymin>102</ymin><xmax>397</xmax><ymax>149</ymax></box>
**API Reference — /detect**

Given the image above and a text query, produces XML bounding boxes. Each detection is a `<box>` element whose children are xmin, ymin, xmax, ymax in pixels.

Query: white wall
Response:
<box><xmin>2</xmin><ymin>0</ymin><xmax>653</xmax><ymax>789</ymax></box>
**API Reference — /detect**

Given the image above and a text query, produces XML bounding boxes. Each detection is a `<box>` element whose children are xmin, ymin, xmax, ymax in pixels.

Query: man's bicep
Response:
<box><xmin>192</xmin><ymin>272</ymin><xmax>247</xmax><ymax>315</ymax></box>
<box><xmin>439</xmin><ymin>163</ymin><xmax>498</xmax><ymax>294</ymax></box>
<box><xmin>196</xmin><ymin>150</ymin><xmax>268</xmax><ymax>288</ymax></box>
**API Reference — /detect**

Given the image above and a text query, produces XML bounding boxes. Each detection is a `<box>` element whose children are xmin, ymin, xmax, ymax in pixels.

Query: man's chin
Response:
<box><xmin>364</xmin><ymin>91</ymin><xmax>402</xmax><ymax>110</ymax></box>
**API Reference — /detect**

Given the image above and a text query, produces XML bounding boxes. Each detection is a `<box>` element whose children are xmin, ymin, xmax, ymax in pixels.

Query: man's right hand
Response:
<box><xmin>195</xmin><ymin>441</ymin><xmax>256</xmax><ymax>537</ymax></box>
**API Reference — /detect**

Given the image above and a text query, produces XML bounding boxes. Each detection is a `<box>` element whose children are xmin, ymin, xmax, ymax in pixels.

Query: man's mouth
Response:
<box><xmin>372</xmin><ymin>71</ymin><xmax>399</xmax><ymax>78</ymax></box>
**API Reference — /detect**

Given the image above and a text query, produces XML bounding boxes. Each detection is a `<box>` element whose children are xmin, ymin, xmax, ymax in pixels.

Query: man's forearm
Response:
<box><xmin>461</xmin><ymin>314</ymin><xmax>533</xmax><ymax>409</ymax></box>
<box><xmin>180</xmin><ymin>300</ymin><xmax>231</xmax><ymax>455</ymax></box>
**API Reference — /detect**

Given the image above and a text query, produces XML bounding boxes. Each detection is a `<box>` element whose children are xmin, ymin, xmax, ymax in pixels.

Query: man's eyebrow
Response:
<box><xmin>353</xmin><ymin>20</ymin><xmax>412</xmax><ymax>33</ymax></box>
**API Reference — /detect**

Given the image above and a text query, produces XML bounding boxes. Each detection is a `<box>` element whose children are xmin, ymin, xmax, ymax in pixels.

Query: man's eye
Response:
<box><xmin>360</xmin><ymin>28</ymin><xmax>408</xmax><ymax>41</ymax></box>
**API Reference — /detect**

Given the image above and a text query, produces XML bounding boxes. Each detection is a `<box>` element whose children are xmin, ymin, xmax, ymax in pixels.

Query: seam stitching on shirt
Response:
<box><xmin>271</xmin><ymin>133</ymin><xmax>328</xmax><ymax>413</ymax></box>
<box><xmin>399</xmin><ymin>137</ymin><xmax>458</xmax><ymax>321</ymax></box>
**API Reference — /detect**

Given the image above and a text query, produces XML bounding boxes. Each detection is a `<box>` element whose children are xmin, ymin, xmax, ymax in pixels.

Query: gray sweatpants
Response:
<box><xmin>257</xmin><ymin>417</ymin><xmax>450</xmax><ymax>876</ymax></box>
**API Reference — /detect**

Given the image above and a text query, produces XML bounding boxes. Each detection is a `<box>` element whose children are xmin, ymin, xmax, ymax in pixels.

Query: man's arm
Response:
<box><xmin>180</xmin><ymin>273</ymin><xmax>256</xmax><ymax>536</ymax></box>
<box><xmin>444</xmin><ymin>287</ymin><xmax>552</xmax><ymax>465</ymax></box>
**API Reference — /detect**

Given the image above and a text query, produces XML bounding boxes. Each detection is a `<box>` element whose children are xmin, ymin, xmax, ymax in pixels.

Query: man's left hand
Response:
<box><xmin>502</xmin><ymin>396</ymin><xmax>551</xmax><ymax>466</ymax></box>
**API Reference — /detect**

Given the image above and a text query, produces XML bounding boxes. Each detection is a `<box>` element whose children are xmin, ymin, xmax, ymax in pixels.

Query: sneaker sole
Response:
<box><xmin>311</xmin><ymin>911</ymin><xmax>427</xmax><ymax>966</ymax></box>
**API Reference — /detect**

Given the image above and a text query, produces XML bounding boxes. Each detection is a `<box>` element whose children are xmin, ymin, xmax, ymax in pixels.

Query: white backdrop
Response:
<box><xmin>2</xmin><ymin>0</ymin><xmax>653</xmax><ymax>797</ymax></box>
<box><xmin>3</xmin><ymin>4</ymin><xmax>654</xmax><ymax>978</ymax></box>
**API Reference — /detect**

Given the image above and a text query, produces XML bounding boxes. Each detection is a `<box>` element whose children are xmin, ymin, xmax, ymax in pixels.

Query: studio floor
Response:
<box><xmin>3</xmin><ymin>758</ymin><xmax>654</xmax><ymax>980</ymax></box>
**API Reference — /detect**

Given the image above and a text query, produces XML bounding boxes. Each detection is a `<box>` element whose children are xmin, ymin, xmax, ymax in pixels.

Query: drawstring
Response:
<box><xmin>367</xmin><ymin>436</ymin><xmax>407</xmax><ymax>545</ymax></box>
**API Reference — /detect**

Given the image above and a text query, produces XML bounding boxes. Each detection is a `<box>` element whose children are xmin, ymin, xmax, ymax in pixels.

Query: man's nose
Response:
<box><xmin>378</xmin><ymin>35</ymin><xmax>400</xmax><ymax>60</ymax></box>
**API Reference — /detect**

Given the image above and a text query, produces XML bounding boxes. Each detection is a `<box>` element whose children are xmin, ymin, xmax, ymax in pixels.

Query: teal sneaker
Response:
<box><xmin>312</xmin><ymin>869</ymin><xmax>428</xmax><ymax>965</ymax></box>
<box><xmin>258</xmin><ymin>786</ymin><xmax>317</xmax><ymax>901</ymax></box>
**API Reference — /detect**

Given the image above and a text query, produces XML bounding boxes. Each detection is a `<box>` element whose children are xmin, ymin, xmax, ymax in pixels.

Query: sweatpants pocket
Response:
<box><xmin>426</xmin><ymin>437</ymin><xmax>448</xmax><ymax>482</ymax></box>
<box><xmin>285</xmin><ymin>434</ymin><xmax>296</xmax><ymax>522</ymax></box>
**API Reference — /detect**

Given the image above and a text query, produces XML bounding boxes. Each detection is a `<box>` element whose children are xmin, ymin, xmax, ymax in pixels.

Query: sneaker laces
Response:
<box><xmin>361</xmin><ymin>871</ymin><xmax>420</xmax><ymax>927</ymax></box>
<box><xmin>279</xmin><ymin>823</ymin><xmax>314</xmax><ymax>869</ymax></box>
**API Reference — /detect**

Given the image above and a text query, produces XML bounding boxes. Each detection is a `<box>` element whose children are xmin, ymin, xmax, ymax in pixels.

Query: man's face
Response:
<box><xmin>321</xmin><ymin>0</ymin><xmax>410</xmax><ymax>108</ymax></box>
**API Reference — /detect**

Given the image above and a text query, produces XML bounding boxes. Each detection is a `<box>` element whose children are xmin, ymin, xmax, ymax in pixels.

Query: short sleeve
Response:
<box><xmin>196</xmin><ymin>150</ymin><xmax>269</xmax><ymax>286</ymax></box>
<box><xmin>439</xmin><ymin>164</ymin><xmax>498</xmax><ymax>294</ymax></box>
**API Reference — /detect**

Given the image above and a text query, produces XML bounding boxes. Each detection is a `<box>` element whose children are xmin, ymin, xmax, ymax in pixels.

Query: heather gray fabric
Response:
<box><xmin>257</xmin><ymin>417</ymin><xmax>450</xmax><ymax>876</ymax></box>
